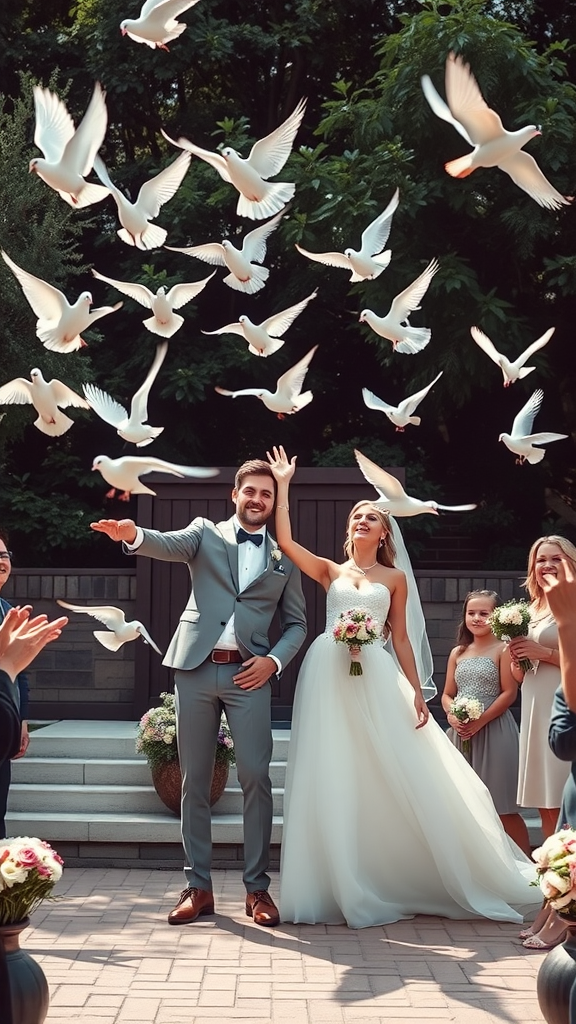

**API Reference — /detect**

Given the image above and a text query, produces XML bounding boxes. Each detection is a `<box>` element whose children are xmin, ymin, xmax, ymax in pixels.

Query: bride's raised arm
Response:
<box><xmin>267</xmin><ymin>446</ymin><xmax>336</xmax><ymax>589</ymax></box>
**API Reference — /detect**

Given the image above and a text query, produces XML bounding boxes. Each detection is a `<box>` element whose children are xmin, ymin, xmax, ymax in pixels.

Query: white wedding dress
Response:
<box><xmin>280</xmin><ymin>578</ymin><xmax>541</xmax><ymax>928</ymax></box>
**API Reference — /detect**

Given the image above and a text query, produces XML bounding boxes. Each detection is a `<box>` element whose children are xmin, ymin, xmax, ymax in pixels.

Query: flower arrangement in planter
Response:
<box><xmin>532</xmin><ymin>828</ymin><xmax>576</xmax><ymax>915</ymax></box>
<box><xmin>136</xmin><ymin>692</ymin><xmax>235</xmax><ymax>813</ymax></box>
<box><xmin>0</xmin><ymin>837</ymin><xmax>64</xmax><ymax>1023</ymax></box>
<box><xmin>0</xmin><ymin>836</ymin><xmax>63</xmax><ymax>925</ymax></box>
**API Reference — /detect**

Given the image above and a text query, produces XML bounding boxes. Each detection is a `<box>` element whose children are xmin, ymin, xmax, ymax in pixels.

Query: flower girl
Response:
<box><xmin>442</xmin><ymin>590</ymin><xmax>530</xmax><ymax>855</ymax></box>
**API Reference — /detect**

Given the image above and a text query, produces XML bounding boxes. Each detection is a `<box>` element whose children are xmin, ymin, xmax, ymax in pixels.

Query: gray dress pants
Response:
<box><xmin>174</xmin><ymin>659</ymin><xmax>273</xmax><ymax>892</ymax></box>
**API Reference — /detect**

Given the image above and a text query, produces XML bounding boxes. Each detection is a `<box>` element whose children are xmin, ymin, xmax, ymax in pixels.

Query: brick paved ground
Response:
<box><xmin>23</xmin><ymin>868</ymin><xmax>547</xmax><ymax>1024</ymax></box>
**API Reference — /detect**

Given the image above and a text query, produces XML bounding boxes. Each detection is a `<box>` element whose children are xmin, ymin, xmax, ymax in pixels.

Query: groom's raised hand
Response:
<box><xmin>90</xmin><ymin>519</ymin><xmax>138</xmax><ymax>544</ymax></box>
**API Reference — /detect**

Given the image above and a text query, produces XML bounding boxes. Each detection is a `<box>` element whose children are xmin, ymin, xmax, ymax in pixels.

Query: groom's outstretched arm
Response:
<box><xmin>91</xmin><ymin>518</ymin><xmax>204</xmax><ymax>562</ymax></box>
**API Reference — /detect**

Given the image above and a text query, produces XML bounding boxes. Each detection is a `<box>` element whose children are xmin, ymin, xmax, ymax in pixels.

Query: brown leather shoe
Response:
<box><xmin>167</xmin><ymin>886</ymin><xmax>214</xmax><ymax>925</ymax></box>
<box><xmin>245</xmin><ymin>890</ymin><xmax>280</xmax><ymax>927</ymax></box>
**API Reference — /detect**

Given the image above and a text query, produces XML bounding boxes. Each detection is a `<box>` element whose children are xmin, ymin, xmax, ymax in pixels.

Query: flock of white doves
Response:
<box><xmin>0</xmin><ymin>2</ymin><xmax>572</xmax><ymax>513</ymax></box>
<box><xmin>0</xmin><ymin>0</ymin><xmax>569</xmax><ymax>652</ymax></box>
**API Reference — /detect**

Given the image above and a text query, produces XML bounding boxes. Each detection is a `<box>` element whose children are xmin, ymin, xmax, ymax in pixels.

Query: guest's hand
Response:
<box><xmin>0</xmin><ymin>613</ymin><xmax>68</xmax><ymax>682</ymax></box>
<box><xmin>233</xmin><ymin>656</ymin><xmax>277</xmax><ymax>690</ymax></box>
<box><xmin>541</xmin><ymin>557</ymin><xmax>576</xmax><ymax>627</ymax></box>
<box><xmin>446</xmin><ymin>712</ymin><xmax>468</xmax><ymax>735</ymax></box>
<box><xmin>414</xmin><ymin>692</ymin><xmax>429</xmax><ymax>729</ymax></box>
<box><xmin>91</xmin><ymin>519</ymin><xmax>138</xmax><ymax>544</ymax></box>
<box><xmin>508</xmin><ymin>637</ymin><xmax>546</xmax><ymax>662</ymax></box>
<box><xmin>0</xmin><ymin>607</ymin><xmax>33</xmax><ymax>658</ymax></box>
<box><xmin>12</xmin><ymin>721</ymin><xmax>30</xmax><ymax>760</ymax></box>
<box><xmin>459</xmin><ymin>718</ymin><xmax>485</xmax><ymax>740</ymax></box>
<box><xmin>266</xmin><ymin>445</ymin><xmax>297</xmax><ymax>485</ymax></box>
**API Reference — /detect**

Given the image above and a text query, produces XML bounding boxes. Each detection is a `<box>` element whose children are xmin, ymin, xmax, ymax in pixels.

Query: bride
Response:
<box><xmin>267</xmin><ymin>446</ymin><xmax>540</xmax><ymax>929</ymax></box>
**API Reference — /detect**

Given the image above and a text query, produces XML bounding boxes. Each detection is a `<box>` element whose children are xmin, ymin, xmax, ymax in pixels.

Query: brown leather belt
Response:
<box><xmin>211</xmin><ymin>649</ymin><xmax>243</xmax><ymax>664</ymax></box>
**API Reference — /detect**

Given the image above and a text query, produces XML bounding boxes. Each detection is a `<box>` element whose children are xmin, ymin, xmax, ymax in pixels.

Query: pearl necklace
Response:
<box><xmin>352</xmin><ymin>560</ymin><xmax>378</xmax><ymax>576</ymax></box>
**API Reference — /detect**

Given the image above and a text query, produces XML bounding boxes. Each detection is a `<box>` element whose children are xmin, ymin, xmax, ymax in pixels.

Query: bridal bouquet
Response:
<box><xmin>0</xmin><ymin>836</ymin><xmax>63</xmax><ymax>924</ymax></box>
<box><xmin>532</xmin><ymin>828</ymin><xmax>576</xmax><ymax>916</ymax></box>
<box><xmin>449</xmin><ymin>696</ymin><xmax>484</xmax><ymax>757</ymax></box>
<box><xmin>333</xmin><ymin>609</ymin><xmax>380</xmax><ymax>675</ymax></box>
<box><xmin>488</xmin><ymin>599</ymin><xmax>533</xmax><ymax>673</ymax></box>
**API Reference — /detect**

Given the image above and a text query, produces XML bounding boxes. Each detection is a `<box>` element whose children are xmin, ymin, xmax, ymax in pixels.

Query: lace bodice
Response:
<box><xmin>454</xmin><ymin>656</ymin><xmax>501</xmax><ymax>708</ymax></box>
<box><xmin>325</xmin><ymin>577</ymin><xmax>390</xmax><ymax>636</ymax></box>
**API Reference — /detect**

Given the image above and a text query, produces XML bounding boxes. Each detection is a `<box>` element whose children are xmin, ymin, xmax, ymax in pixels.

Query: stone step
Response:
<box><xmin>9</xmin><ymin>782</ymin><xmax>285</xmax><ymax>816</ymax></box>
<box><xmin>6</xmin><ymin>810</ymin><xmax>283</xmax><ymax>845</ymax></box>
<box><xmin>26</xmin><ymin>721</ymin><xmax>291</xmax><ymax>762</ymax></box>
<box><xmin>10</xmin><ymin>757</ymin><xmax>287</xmax><ymax>788</ymax></box>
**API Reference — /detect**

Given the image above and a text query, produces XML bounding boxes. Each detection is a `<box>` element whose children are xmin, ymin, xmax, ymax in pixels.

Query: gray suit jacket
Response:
<box><xmin>133</xmin><ymin>517</ymin><xmax>307</xmax><ymax>671</ymax></box>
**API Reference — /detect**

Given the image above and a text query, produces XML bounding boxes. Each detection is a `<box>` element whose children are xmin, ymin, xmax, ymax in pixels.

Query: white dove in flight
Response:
<box><xmin>167</xmin><ymin>210</ymin><xmax>283</xmax><ymax>294</ymax></box>
<box><xmin>362</xmin><ymin>371</ymin><xmax>443</xmax><ymax>431</ymax></box>
<box><xmin>29</xmin><ymin>82</ymin><xmax>109</xmax><ymax>208</ymax></box>
<box><xmin>421</xmin><ymin>52</ymin><xmax>571</xmax><ymax>210</ymax></box>
<box><xmin>162</xmin><ymin>98</ymin><xmax>306</xmax><ymax>220</ymax></box>
<box><xmin>91</xmin><ymin>454</ymin><xmax>218</xmax><ymax>500</ymax></box>
<box><xmin>215</xmin><ymin>345</ymin><xmax>318</xmax><ymax>418</ymax></box>
<box><xmin>2</xmin><ymin>250</ymin><xmax>122</xmax><ymax>353</ymax></box>
<box><xmin>355</xmin><ymin>449</ymin><xmax>476</xmax><ymax>517</ymax></box>
<box><xmin>57</xmin><ymin>600</ymin><xmax>162</xmax><ymax>654</ymax></box>
<box><xmin>295</xmin><ymin>190</ymin><xmax>400</xmax><ymax>282</ymax></box>
<box><xmin>0</xmin><ymin>368</ymin><xmax>90</xmax><ymax>436</ymax></box>
<box><xmin>91</xmin><ymin>268</ymin><xmax>214</xmax><ymax>338</ymax></box>
<box><xmin>83</xmin><ymin>342</ymin><xmax>167</xmax><ymax>446</ymax></box>
<box><xmin>359</xmin><ymin>259</ymin><xmax>439</xmax><ymax>354</ymax></box>
<box><xmin>470</xmin><ymin>325</ymin><xmax>554</xmax><ymax>387</ymax></box>
<box><xmin>499</xmin><ymin>389</ymin><xmax>567</xmax><ymax>464</ymax></box>
<box><xmin>120</xmin><ymin>0</ymin><xmax>201</xmax><ymax>49</ymax></box>
<box><xmin>203</xmin><ymin>289</ymin><xmax>317</xmax><ymax>356</ymax></box>
<box><xmin>93</xmin><ymin>151</ymin><xmax>191</xmax><ymax>249</ymax></box>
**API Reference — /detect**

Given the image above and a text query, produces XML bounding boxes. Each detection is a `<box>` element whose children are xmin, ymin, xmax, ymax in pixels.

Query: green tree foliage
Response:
<box><xmin>0</xmin><ymin>0</ymin><xmax>574</xmax><ymax>564</ymax></box>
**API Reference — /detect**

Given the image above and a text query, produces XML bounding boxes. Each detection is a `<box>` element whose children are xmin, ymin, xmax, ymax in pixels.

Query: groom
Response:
<box><xmin>92</xmin><ymin>458</ymin><xmax>307</xmax><ymax>927</ymax></box>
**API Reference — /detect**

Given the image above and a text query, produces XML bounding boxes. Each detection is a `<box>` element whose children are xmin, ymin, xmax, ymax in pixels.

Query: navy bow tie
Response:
<box><xmin>237</xmin><ymin>528</ymin><xmax>264</xmax><ymax>547</ymax></box>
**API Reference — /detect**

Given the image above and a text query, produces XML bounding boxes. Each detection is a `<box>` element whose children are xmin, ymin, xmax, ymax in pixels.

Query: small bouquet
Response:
<box><xmin>449</xmin><ymin>696</ymin><xmax>484</xmax><ymax>757</ymax></box>
<box><xmin>136</xmin><ymin>691</ymin><xmax>235</xmax><ymax>770</ymax></box>
<box><xmin>333</xmin><ymin>609</ymin><xmax>380</xmax><ymax>675</ymax></box>
<box><xmin>488</xmin><ymin>599</ymin><xmax>533</xmax><ymax>673</ymax></box>
<box><xmin>0</xmin><ymin>837</ymin><xmax>63</xmax><ymax>924</ymax></box>
<box><xmin>532</xmin><ymin>828</ymin><xmax>576</xmax><ymax>916</ymax></box>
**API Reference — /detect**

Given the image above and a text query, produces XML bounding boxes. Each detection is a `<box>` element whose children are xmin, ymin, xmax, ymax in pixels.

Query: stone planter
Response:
<box><xmin>537</xmin><ymin>923</ymin><xmax>576</xmax><ymax>1024</ymax></box>
<box><xmin>151</xmin><ymin>758</ymin><xmax>229</xmax><ymax>815</ymax></box>
<box><xmin>0</xmin><ymin>917</ymin><xmax>49</xmax><ymax>1024</ymax></box>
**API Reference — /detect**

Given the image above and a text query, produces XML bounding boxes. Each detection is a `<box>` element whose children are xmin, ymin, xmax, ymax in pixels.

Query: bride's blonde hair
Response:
<box><xmin>343</xmin><ymin>502</ymin><xmax>396</xmax><ymax>569</ymax></box>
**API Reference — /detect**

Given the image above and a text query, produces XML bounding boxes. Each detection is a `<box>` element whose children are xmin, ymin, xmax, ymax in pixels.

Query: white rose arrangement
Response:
<box><xmin>532</xmin><ymin>828</ymin><xmax>576</xmax><ymax>915</ymax></box>
<box><xmin>449</xmin><ymin>696</ymin><xmax>484</xmax><ymax>757</ymax></box>
<box><xmin>0</xmin><ymin>837</ymin><xmax>63</xmax><ymax>924</ymax></box>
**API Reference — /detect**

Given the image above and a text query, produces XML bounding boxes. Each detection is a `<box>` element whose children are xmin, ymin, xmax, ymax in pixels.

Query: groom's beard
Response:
<box><xmin>236</xmin><ymin>503</ymin><xmax>271</xmax><ymax>530</ymax></box>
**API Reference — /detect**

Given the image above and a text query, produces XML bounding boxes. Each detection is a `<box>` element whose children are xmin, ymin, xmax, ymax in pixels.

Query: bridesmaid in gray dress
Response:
<box><xmin>442</xmin><ymin>590</ymin><xmax>530</xmax><ymax>856</ymax></box>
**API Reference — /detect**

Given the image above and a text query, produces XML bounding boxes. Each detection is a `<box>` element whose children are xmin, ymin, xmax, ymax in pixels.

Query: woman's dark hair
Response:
<box><xmin>455</xmin><ymin>590</ymin><xmax>500</xmax><ymax>651</ymax></box>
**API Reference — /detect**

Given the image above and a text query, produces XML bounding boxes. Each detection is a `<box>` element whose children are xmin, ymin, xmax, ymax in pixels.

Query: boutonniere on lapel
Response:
<box><xmin>270</xmin><ymin>547</ymin><xmax>286</xmax><ymax>573</ymax></box>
